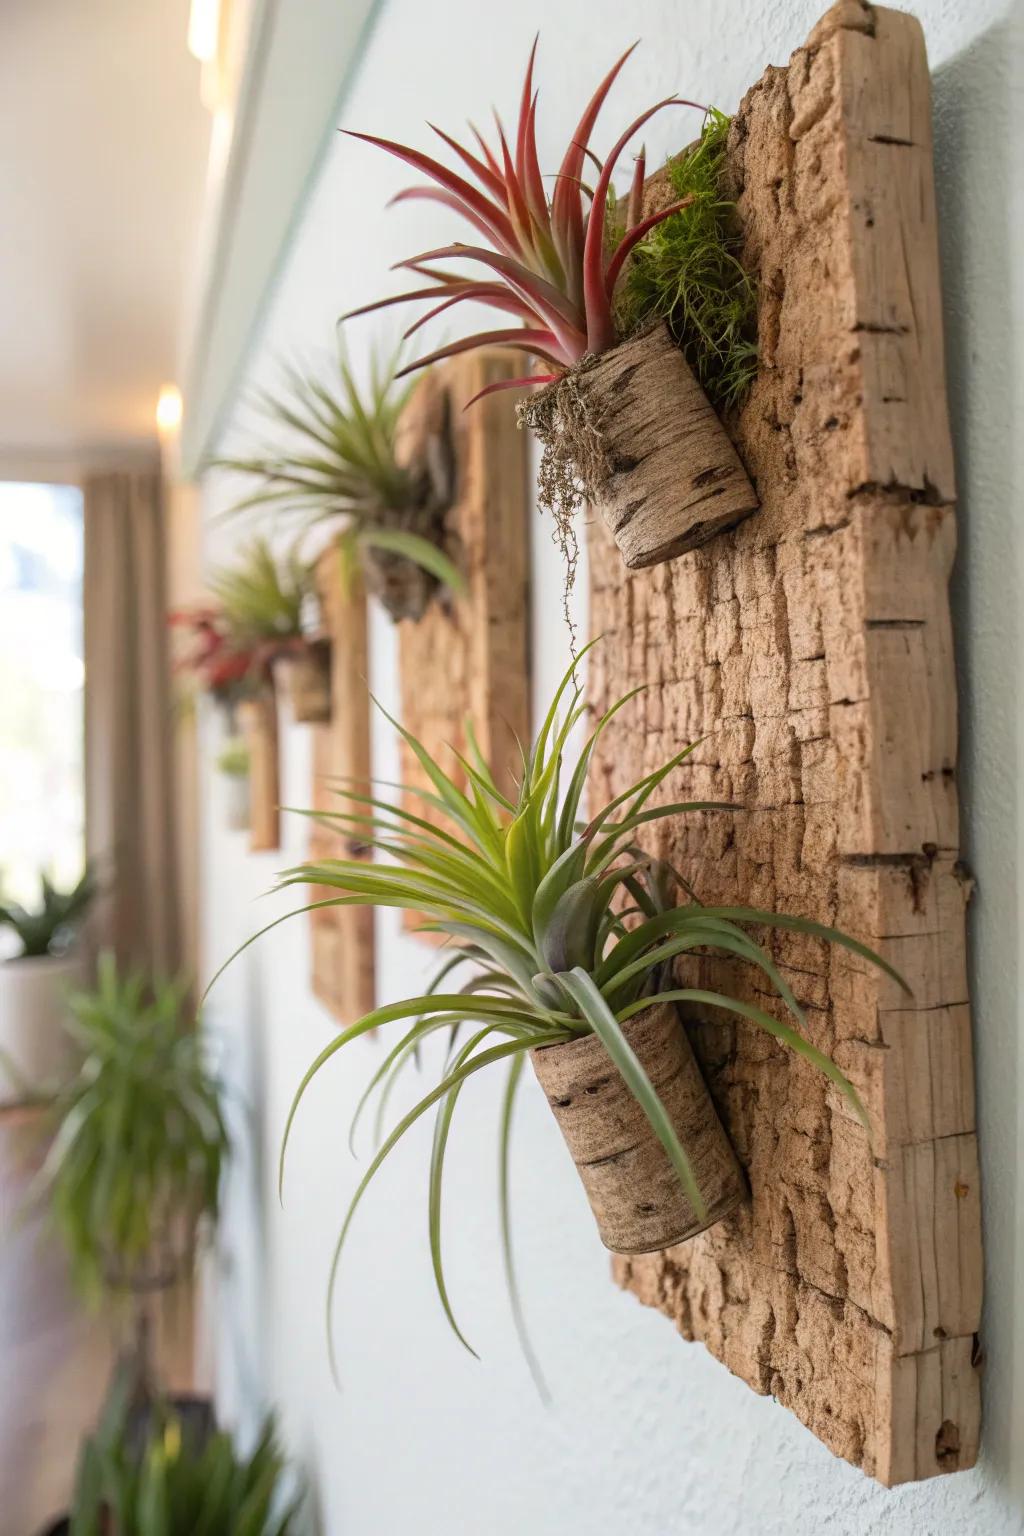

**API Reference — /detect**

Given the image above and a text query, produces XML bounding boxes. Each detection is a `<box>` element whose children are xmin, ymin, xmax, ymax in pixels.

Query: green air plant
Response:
<box><xmin>37</xmin><ymin>953</ymin><xmax>228</xmax><ymax>1300</ymax></box>
<box><xmin>212</xmin><ymin>345</ymin><xmax>462</xmax><ymax>624</ymax></box>
<box><xmin>343</xmin><ymin>40</ymin><xmax>760</xmax><ymax>584</ymax></box>
<box><xmin>67</xmin><ymin>1375</ymin><xmax>300</xmax><ymax>1536</ymax></box>
<box><xmin>208</xmin><ymin>536</ymin><xmax>309</xmax><ymax>649</ymax></box>
<box><xmin>615</xmin><ymin>107</ymin><xmax>757</xmax><ymax>408</ymax></box>
<box><xmin>0</xmin><ymin>864</ymin><xmax>96</xmax><ymax>959</ymax></box>
<box><xmin>219</xmin><ymin>642</ymin><xmax>905</xmax><ymax>1383</ymax></box>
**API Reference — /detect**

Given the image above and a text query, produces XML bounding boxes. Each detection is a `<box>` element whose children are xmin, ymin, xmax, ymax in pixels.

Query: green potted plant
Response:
<box><xmin>46</xmin><ymin>1365</ymin><xmax>300</xmax><ymax>1536</ymax></box>
<box><xmin>0</xmin><ymin>865</ymin><xmax>95</xmax><ymax>1104</ymax></box>
<box><xmin>216</xmin><ymin>735</ymin><xmax>251</xmax><ymax>832</ymax></box>
<box><xmin>222</xmin><ymin>645</ymin><xmax>903</xmax><ymax>1375</ymax></box>
<box><xmin>213</xmin><ymin>345</ymin><xmax>462</xmax><ymax>623</ymax></box>
<box><xmin>36</xmin><ymin>953</ymin><xmax>228</xmax><ymax>1305</ymax></box>
<box><xmin>343</xmin><ymin>42</ymin><xmax>760</xmax><ymax>575</ymax></box>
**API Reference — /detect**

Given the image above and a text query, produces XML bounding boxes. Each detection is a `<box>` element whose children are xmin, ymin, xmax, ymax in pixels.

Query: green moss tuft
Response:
<box><xmin>616</xmin><ymin>108</ymin><xmax>758</xmax><ymax>410</ymax></box>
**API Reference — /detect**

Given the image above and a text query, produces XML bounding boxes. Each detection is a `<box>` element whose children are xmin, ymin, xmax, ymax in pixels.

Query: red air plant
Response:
<box><xmin>342</xmin><ymin>41</ymin><xmax>702</xmax><ymax>404</ymax></box>
<box><xmin>168</xmin><ymin>607</ymin><xmax>271</xmax><ymax>702</ymax></box>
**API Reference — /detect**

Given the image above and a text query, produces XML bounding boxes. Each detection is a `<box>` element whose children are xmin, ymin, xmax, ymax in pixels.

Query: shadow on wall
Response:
<box><xmin>209</xmin><ymin>955</ymin><xmax>275</xmax><ymax>1443</ymax></box>
<box><xmin>934</xmin><ymin>0</ymin><xmax>1023</xmax><ymax>1514</ymax></box>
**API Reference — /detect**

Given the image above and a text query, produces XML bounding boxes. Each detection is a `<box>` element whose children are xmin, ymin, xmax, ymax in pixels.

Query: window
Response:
<box><xmin>0</xmin><ymin>482</ymin><xmax>85</xmax><ymax>907</ymax></box>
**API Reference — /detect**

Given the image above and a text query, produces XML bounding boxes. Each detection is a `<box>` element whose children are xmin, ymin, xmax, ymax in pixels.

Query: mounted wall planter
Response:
<box><xmin>523</xmin><ymin>323</ymin><xmax>760</xmax><ymax>569</ymax></box>
<box><xmin>237</xmin><ymin>689</ymin><xmax>280</xmax><ymax>853</ymax></box>
<box><xmin>277</xmin><ymin>639</ymin><xmax>332</xmax><ymax>724</ymax></box>
<box><xmin>587</xmin><ymin>1</ymin><xmax>981</xmax><ymax>1487</ymax></box>
<box><xmin>306</xmin><ymin>552</ymin><xmax>375</xmax><ymax>1023</ymax></box>
<box><xmin>393</xmin><ymin>348</ymin><xmax>531</xmax><ymax>940</ymax></box>
<box><xmin>533</xmin><ymin>1003</ymin><xmax>747</xmax><ymax>1253</ymax></box>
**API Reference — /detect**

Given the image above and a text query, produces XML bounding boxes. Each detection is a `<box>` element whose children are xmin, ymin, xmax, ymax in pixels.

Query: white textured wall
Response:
<box><xmin>198</xmin><ymin>2</ymin><xmax>1024</xmax><ymax>1531</ymax></box>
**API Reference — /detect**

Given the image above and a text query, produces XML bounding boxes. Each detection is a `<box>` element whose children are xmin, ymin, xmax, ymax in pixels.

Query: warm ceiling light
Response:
<box><xmin>156</xmin><ymin>384</ymin><xmax>183</xmax><ymax>435</ymax></box>
<box><xmin>188</xmin><ymin>0</ymin><xmax>221</xmax><ymax>63</ymax></box>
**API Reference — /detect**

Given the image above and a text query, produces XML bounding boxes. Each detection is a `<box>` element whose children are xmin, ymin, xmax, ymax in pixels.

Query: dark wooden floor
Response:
<box><xmin>0</xmin><ymin>1107</ymin><xmax>195</xmax><ymax>1536</ymax></box>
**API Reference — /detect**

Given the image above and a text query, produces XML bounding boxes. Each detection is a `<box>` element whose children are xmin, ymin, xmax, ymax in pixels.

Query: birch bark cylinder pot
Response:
<box><xmin>529</xmin><ymin>323</ymin><xmax>760</xmax><ymax>569</ymax></box>
<box><xmin>531</xmin><ymin>1002</ymin><xmax>747</xmax><ymax>1253</ymax></box>
<box><xmin>280</xmin><ymin>641</ymin><xmax>332</xmax><ymax>724</ymax></box>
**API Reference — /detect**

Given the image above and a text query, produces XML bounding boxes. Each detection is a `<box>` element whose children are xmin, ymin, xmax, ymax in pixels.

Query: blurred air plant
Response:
<box><xmin>342</xmin><ymin>40</ymin><xmax>704</xmax><ymax>403</ymax></box>
<box><xmin>210</xmin><ymin>346</ymin><xmax>462</xmax><ymax>622</ymax></box>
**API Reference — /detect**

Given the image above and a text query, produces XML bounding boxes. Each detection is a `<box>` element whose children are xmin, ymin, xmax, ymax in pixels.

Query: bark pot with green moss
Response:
<box><xmin>523</xmin><ymin>322</ymin><xmax>760</xmax><ymax>570</ymax></box>
<box><xmin>531</xmin><ymin>1000</ymin><xmax>747</xmax><ymax>1253</ymax></box>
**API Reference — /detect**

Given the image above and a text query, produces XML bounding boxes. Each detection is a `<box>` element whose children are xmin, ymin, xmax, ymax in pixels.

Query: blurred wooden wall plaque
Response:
<box><xmin>238</xmin><ymin>687</ymin><xmax>280</xmax><ymax>853</ymax></box>
<box><xmin>394</xmin><ymin>348</ymin><xmax>532</xmax><ymax>939</ymax></box>
<box><xmin>307</xmin><ymin>551</ymin><xmax>375</xmax><ymax>1022</ymax></box>
<box><xmin>587</xmin><ymin>2</ymin><xmax>981</xmax><ymax>1486</ymax></box>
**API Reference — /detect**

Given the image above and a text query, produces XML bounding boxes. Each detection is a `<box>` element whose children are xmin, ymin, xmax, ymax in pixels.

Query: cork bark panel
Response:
<box><xmin>308</xmin><ymin>554</ymin><xmax>375</xmax><ymax>1023</ymax></box>
<box><xmin>238</xmin><ymin>689</ymin><xmax>279</xmax><ymax>853</ymax></box>
<box><xmin>396</xmin><ymin>350</ymin><xmax>531</xmax><ymax>939</ymax></box>
<box><xmin>592</xmin><ymin>4</ymin><xmax>980</xmax><ymax>1485</ymax></box>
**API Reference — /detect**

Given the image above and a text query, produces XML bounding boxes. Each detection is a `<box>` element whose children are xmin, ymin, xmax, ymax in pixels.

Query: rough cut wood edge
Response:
<box><xmin>238</xmin><ymin>689</ymin><xmax>279</xmax><ymax>853</ymax></box>
<box><xmin>589</xmin><ymin>2</ymin><xmax>980</xmax><ymax>1485</ymax></box>
<box><xmin>307</xmin><ymin>550</ymin><xmax>375</xmax><ymax>1023</ymax></box>
<box><xmin>395</xmin><ymin>349</ymin><xmax>532</xmax><ymax>939</ymax></box>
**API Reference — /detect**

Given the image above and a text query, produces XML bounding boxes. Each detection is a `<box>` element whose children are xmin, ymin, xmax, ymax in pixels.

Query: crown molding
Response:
<box><xmin>178</xmin><ymin>0</ymin><xmax>380</xmax><ymax>478</ymax></box>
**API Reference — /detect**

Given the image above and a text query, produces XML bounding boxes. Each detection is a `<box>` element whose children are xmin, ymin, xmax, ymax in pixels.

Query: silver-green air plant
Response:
<box><xmin>218</xmin><ymin>643</ymin><xmax>906</xmax><ymax>1386</ymax></box>
<box><xmin>207</xmin><ymin>535</ymin><xmax>309</xmax><ymax>648</ymax></box>
<box><xmin>211</xmin><ymin>346</ymin><xmax>461</xmax><ymax>622</ymax></box>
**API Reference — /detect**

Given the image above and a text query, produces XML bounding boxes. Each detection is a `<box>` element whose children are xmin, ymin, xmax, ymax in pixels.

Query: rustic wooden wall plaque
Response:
<box><xmin>395</xmin><ymin>348</ymin><xmax>532</xmax><ymax>938</ymax></box>
<box><xmin>588</xmin><ymin>2</ymin><xmax>981</xmax><ymax>1485</ymax></box>
<box><xmin>237</xmin><ymin>688</ymin><xmax>280</xmax><ymax>853</ymax></box>
<box><xmin>307</xmin><ymin>550</ymin><xmax>375</xmax><ymax>1022</ymax></box>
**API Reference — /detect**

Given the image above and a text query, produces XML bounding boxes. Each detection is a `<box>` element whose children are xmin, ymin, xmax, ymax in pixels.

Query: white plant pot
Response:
<box><xmin>223</xmin><ymin>772</ymin><xmax>251</xmax><ymax>832</ymax></box>
<box><xmin>0</xmin><ymin>949</ymin><xmax>90</xmax><ymax>1104</ymax></box>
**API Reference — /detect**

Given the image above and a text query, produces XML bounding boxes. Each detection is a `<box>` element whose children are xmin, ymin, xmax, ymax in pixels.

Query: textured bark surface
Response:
<box><xmin>307</xmin><ymin>552</ymin><xmax>375</xmax><ymax>1023</ymax></box>
<box><xmin>237</xmin><ymin>689</ymin><xmax>279</xmax><ymax>853</ymax></box>
<box><xmin>532</xmin><ymin>1003</ymin><xmax>747</xmax><ymax>1254</ymax></box>
<box><xmin>529</xmin><ymin>323</ymin><xmax>760</xmax><ymax>568</ymax></box>
<box><xmin>396</xmin><ymin>349</ymin><xmax>531</xmax><ymax>938</ymax></box>
<box><xmin>589</xmin><ymin>3</ymin><xmax>980</xmax><ymax>1486</ymax></box>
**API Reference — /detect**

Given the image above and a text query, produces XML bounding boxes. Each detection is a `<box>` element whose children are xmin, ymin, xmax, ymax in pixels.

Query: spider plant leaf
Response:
<box><xmin>557</xmin><ymin>968</ymin><xmax>704</xmax><ymax>1219</ymax></box>
<box><xmin>498</xmin><ymin>1050</ymin><xmax>550</xmax><ymax>1400</ymax></box>
<box><xmin>624</xmin><ymin>986</ymin><xmax>869</xmax><ymax>1134</ymax></box>
<box><xmin>279</xmin><ymin>995</ymin><xmax>531</xmax><ymax>1200</ymax></box>
<box><xmin>686</xmin><ymin>907</ymin><xmax>911</xmax><ymax>996</ymax></box>
<box><xmin>429</xmin><ymin>1021</ymin><xmax>514</xmax><ymax>1357</ymax></box>
<box><xmin>358</xmin><ymin>527</ymin><xmax>465</xmax><ymax>594</ymax></box>
<box><xmin>324</xmin><ymin>1037</ymin><xmax>542</xmax><ymax>1383</ymax></box>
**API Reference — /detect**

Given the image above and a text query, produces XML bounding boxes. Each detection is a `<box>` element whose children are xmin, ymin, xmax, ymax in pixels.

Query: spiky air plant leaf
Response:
<box><xmin>342</xmin><ymin>40</ymin><xmax>705</xmax><ymax>403</ymax></box>
<box><xmin>210</xmin><ymin>345</ymin><xmax>462</xmax><ymax>619</ymax></box>
<box><xmin>209</xmin><ymin>642</ymin><xmax>907</xmax><ymax>1388</ymax></box>
<box><xmin>207</xmin><ymin>536</ymin><xmax>309</xmax><ymax>646</ymax></box>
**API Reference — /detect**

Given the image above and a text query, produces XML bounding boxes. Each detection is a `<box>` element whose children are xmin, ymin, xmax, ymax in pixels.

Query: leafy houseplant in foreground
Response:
<box><xmin>37</xmin><ymin>954</ymin><xmax>228</xmax><ymax>1302</ymax></box>
<box><xmin>212</xmin><ymin>345</ymin><xmax>462</xmax><ymax>623</ymax></box>
<box><xmin>344</xmin><ymin>41</ymin><xmax>759</xmax><ymax>575</ymax></box>
<box><xmin>0</xmin><ymin>864</ymin><xmax>96</xmax><ymax>1103</ymax></box>
<box><xmin>229</xmin><ymin>644</ymin><xmax>905</xmax><ymax>1374</ymax></box>
<box><xmin>59</xmin><ymin>1366</ymin><xmax>299</xmax><ymax>1536</ymax></box>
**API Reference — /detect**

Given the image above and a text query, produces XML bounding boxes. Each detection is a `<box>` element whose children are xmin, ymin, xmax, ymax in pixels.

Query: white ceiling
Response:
<box><xmin>0</xmin><ymin>0</ymin><xmax>211</xmax><ymax>465</ymax></box>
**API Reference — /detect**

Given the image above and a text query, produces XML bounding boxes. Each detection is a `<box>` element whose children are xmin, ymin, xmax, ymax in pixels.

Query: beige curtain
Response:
<box><xmin>83</xmin><ymin>469</ymin><xmax>182</xmax><ymax>976</ymax></box>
